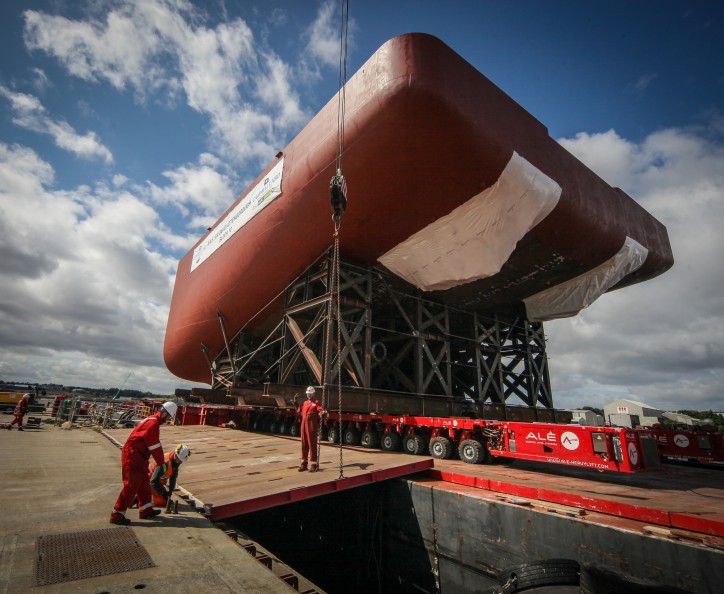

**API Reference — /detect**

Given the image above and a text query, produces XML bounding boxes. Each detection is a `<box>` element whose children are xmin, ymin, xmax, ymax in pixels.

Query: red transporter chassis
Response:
<box><xmin>175</xmin><ymin>404</ymin><xmax>660</xmax><ymax>474</ymax></box>
<box><xmin>651</xmin><ymin>428</ymin><xmax>724</xmax><ymax>465</ymax></box>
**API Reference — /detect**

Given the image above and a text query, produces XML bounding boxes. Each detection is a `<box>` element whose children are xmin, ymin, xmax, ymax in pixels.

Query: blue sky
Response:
<box><xmin>0</xmin><ymin>1</ymin><xmax>722</xmax><ymax>413</ymax></box>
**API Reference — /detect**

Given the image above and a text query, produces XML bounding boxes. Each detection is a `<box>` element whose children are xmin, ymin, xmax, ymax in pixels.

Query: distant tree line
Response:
<box><xmin>675</xmin><ymin>409</ymin><xmax>724</xmax><ymax>430</ymax></box>
<box><xmin>0</xmin><ymin>379</ymin><xmax>169</xmax><ymax>400</ymax></box>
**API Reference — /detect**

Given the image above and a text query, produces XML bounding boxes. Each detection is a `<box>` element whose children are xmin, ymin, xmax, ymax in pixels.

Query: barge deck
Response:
<box><xmin>103</xmin><ymin>425</ymin><xmax>724</xmax><ymax>539</ymax></box>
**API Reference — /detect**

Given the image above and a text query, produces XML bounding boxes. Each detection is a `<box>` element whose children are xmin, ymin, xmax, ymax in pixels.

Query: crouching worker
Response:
<box><xmin>150</xmin><ymin>444</ymin><xmax>191</xmax><ymax>506</ymax></box>
<box><xmin>110</xmin><ymin>401</ymin><xmax>177</xmax><ymax>525</ymax></box>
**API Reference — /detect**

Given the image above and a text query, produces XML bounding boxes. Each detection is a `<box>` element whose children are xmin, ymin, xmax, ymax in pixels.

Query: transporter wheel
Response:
<box><xmin>429</xmin><ymin>436</ymin><xmax>454</xmax><ymax>459</ymax></box>
<box><xmin>269</xmin><ymin>420</ymin><xmax>279</xmax><ymax>433</ymax></box>
<box><xmin>496</xmin><ymin>559</ymin><xmax>580</xmax><ymax>593</ymax></box>
<box><xmin>403</xmin><ymin>434</ymin><xmax>428</xmax><ymax>456</ymax></box>
<box><xmin>361</xmin><ymin>430</ymin><xmax>380</xmax><ymax>449</ymax></box>
<box><xmin>380</xmin><ymin>432</ymin><xmax>402</xmax><ymax>452</ymax></box>
<box><xmin>289</xmin><ymin>422</ymin><xmax>301</xmax><ymax>437</ymax></box>
<box><xmin>343</xmin><ymin>427</ymin><xmax>361</xmax><ymax>446</ymax></box>
<box><xmin>459</xmin><ymin>439</ymin><xmax>488</xmax><ymax>464</ymax></box>
<box><xmin>327</xmin><ymin>426</ymin><xmax>340</xmax><ymax>444</ymax></box>
<box><xmin>319</xmin><ymin>425</ymin><xmax>328</xmax><ymax>441</ymax></box>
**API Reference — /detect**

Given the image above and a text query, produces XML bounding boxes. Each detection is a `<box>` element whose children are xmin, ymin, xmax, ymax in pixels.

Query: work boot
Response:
<box><xmin>298</xmin><ymin>465</ymin><xmax>307</xmax><ymax>472</ymax></box>
<box><xmin>18</xmin><ymin>427</ymin><xmax>23</xmax><ymax>431</ymax></box>
<box><xmin>309</xmin><ymin>466</ymin><xmax>319</xmax><ymax>473</ymax></box>
<box><xmin>139</xmin><ymin>509</ymin><xmax>162</xmax><ymax>519</ymax></box>
<box><xmin>110</xmin><ymin>513</ymin><xmax>131</xmax><ymax>526</ymax></box>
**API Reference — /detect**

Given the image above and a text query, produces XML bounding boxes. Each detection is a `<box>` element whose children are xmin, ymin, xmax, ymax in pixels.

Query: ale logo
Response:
<box><xmin>673</xmin><ymin>434</ymin><xmax>690</xmax><ymax>448</ymax></box>
<box><xmin>560</xmin><ymin>431</ymin><xmax>580</xmax><ymax>451</ymax></box>
<box><xmin>628</xmin><ymin>442</ymin><xmax>639</xmax><ymax>466</ymax></box>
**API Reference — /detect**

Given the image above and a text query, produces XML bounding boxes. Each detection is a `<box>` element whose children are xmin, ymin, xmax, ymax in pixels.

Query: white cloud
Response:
<box><xmin>628</xmin><ymin>72</ymin><xmax>658</xmax><ymax>96</ymax></box>
<box><xmin>0</xmin><ymin>142</ymin><xmax>188</xmax><ymax>393</ymax></box>
<box><xmin>0</xmin><ymin>86</ymin><xmax>113</xmax><ymax>163</ymax></box>
<box><xmin>22</xmin><ymin>0</ymin><xmax>315</xmax><ymax>167</ymax></box>
<box><xmin>305</xmin><ymin>0</ymin><xmax>342</xmax><ymax>68</ymax></box>
<box><xmin>550</xmin><ymin>122</ymin><xmax>724</xmax><ymax>412</ymax></box>
<box><xmin>23</xmin><ymin>5</ymin><xmax>167</xmax><ymax>94</ymax></box>
<box><xmin>144</xmin><ymin>153</ymin><xmax>237</xmax><ymax>226</ymax></box>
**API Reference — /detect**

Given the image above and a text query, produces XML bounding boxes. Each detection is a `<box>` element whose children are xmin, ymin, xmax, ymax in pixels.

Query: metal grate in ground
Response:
<box><xmin>35</xmin><ymin>526</ymin><xmax>155</xmax><ymax>586</ymax></box>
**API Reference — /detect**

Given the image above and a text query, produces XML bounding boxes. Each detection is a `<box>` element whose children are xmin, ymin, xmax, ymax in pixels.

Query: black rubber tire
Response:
<box><xmin>429</xmin><ymin>436</ymin><xmax>454</xmax><ymax>459</ymax></box>
<box><xmin>289</xmin><ymin>423</ymin><xmax>301</xmax><ymax>437</ymax></box>
<box><xmin>319</xmin><ymin>425</ymin><xmax>328</xmax><ymax>441</ymax></box>
<box><xmin>497</xmin><ymin>559</ymin><xmax>580</xmax><ymax>593</ymax></box>
<box><xmin>361</xmin><ymin>430</ymin><xmax>380</xmax><ymax>449</ymax></box>
<box><xmin>459</xmin><ymin>439</ymin><xmax>488</xmax><ymax>464</ymax></box>
<box><xmin>269</xmin><ymin>421</ymin><xmax>279</xmax><ymax>434</ymax></box>
<box><xmin>343</xmin><ymin>427</ymin><xmax>361</xmax><ymax>446</ymax></box>
<box><xmin>327</xmin><ymin>426</ymin><xmax>340</xmax><ymax>444</ymax></box>
<box><xmin>403</xmin><ymin>434</ymin><xmax>428</xmax><ymax>456</ymax></box>
<box><xmin>380</xmin><ymin>432</ymin><xmax>402</xmax><ymax>452</ymax></box>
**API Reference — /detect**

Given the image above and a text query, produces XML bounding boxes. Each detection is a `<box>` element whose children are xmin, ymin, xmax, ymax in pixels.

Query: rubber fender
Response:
<box><xmin>497</xmin><ymin>559</ymin><xmax>580</xmax><ymax>593</ymax></box>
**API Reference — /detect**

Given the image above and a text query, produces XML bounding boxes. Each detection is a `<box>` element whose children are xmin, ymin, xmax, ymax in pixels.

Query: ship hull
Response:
<box><xmin>164</xmin><ymin>33</ymin><xmax>673</xmax><ymax>383</ymax></box>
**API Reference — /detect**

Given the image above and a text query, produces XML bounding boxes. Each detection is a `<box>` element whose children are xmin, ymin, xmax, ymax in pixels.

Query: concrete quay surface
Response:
<box><xmin>0</xmin><ymin>420</ymin><xmax>297</xmax><ymax>594</ymax></box>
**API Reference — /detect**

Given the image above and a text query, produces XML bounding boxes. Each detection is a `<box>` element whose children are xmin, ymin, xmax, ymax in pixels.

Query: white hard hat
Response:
<box><xmin>161</xmin><ymin>401</ymin><xmax>178</xmax><ymax>418</ymax></box>
<box><xmin>305</xmin><ymin>386</ymin><xmax>316</xmax><ymax>395</ymax></box>
<box><xmin>175</xmin><ymin>444</ymin><xmax>191</xmax><ymax>462</ymax></box>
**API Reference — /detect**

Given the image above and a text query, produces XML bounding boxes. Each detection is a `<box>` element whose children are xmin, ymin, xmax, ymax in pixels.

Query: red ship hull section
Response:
<box><xmin>164</xmin><ymin>33</ymin><xmax>673</xmax><ymax>383</ymax></box>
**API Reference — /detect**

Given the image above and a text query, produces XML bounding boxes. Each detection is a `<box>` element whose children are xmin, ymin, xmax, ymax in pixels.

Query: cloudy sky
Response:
<box><xmin>0</xmin><ymin>1</ymin><xmax>722</xmax><ymax>412</ymax></box>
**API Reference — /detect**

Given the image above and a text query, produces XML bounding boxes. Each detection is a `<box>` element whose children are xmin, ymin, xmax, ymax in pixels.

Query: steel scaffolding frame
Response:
<box><xmin>209</xmin><ymin>253</ymin><xmax>553</xmax><ymax>410</ymax></box>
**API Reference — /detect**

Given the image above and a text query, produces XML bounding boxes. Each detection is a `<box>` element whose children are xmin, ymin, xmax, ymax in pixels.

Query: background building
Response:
<box><xmin>570</xmin><ymin>409</ymin><xmax>604</xmax><ymax>426</ymax></box>
<box><xmin>603</xmin><ymin>399</ymin><xmax>663</xmax><ymax>428</ymax></box>
<box><xmin>663</xmin><ymin>412</ymin><xmax>706</xmax><ymax>427</ymax></box>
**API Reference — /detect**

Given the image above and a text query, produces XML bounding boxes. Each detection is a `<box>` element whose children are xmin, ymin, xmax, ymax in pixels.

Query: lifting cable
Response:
<box><xmin>319</xmin><ymin>0</ymin><xmax>350</xmax><ymax>480</ymax></box>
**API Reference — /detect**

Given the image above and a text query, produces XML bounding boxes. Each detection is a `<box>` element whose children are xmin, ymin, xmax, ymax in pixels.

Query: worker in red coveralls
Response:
<box><xmin>149</xmin><ymin>444</ymin><xmax>191</xmax><ymax>506</ymax></box>
<box><xmin>294</xmin><ymin>386</ymin><xmax>326</xmax><ymax>472</ymax></box>
<box><xmin>6</xmin><ymin>394</ymin><xmax>31</xmax><ymax>430</ymax></box>
<box><xmin>109</xmin><ymin>402</ymin><xmax>177</xmax><ymax>525</ymax></box>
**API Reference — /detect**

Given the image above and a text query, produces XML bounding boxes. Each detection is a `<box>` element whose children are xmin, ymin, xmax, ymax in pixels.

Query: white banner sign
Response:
<box><xmin>191</xmin><ymin>158</ymin><xmax>285</xmax><ymax>272</ymax></box>
<box><xmin>617</xmin><ymin>406</ymin><xmax>629</xmax><ymax>413</ymax></box>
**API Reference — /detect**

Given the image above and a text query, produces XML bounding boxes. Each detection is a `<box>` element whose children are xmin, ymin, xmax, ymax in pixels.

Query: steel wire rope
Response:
<box><xmin>316</xmin><ymin>0</ymin><xmax>350</xmax><ymax>479</ymax></box>
<box><xmin>334</xmin><ymin>230</ymin><xmax>344</xmax><ymax>478</ymax></box>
